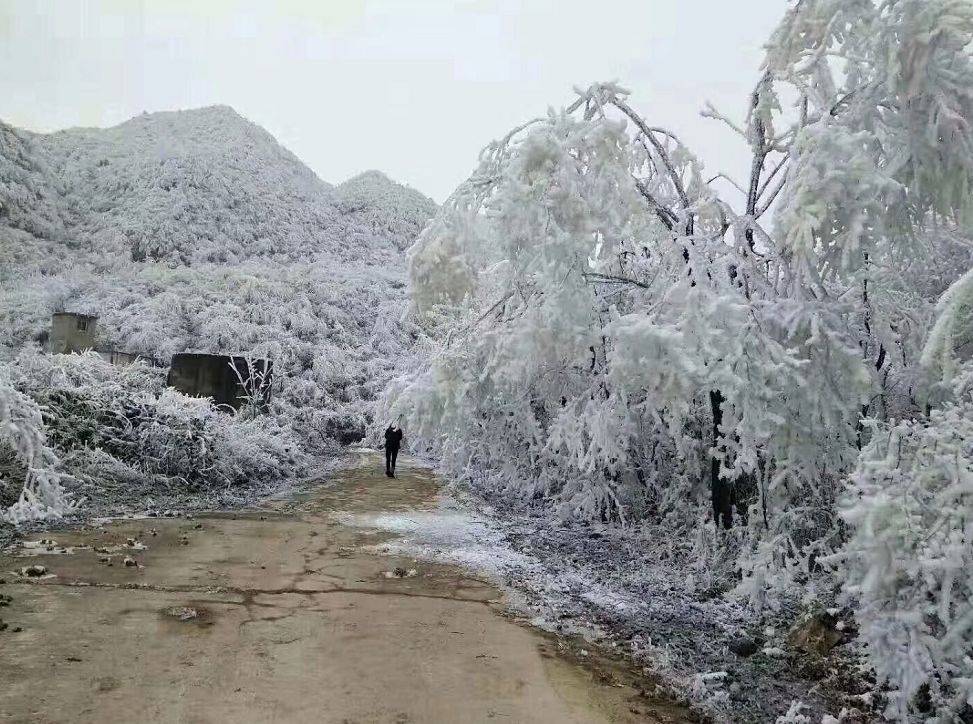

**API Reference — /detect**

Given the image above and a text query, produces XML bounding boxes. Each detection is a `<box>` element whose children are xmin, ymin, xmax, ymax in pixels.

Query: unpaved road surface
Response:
<box><xmin>0</xmin><ymin>453</ymin><xmax>694</xmax><ymax>724</ymax></box>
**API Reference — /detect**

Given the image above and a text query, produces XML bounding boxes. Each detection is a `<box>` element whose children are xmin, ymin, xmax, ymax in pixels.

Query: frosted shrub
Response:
<box><xmin>139</xmin><ymin>390</ymin><xmax>302</xmax><ymax>488</ymax></box>
<box><xmin>6</xmin><ymin>350</ymin><xmax>304</xmax><ymax>501</ymax></box>
<box><xmin>839</xmin><ymin>365</ymin><xmax>973</xmax><ymax>720</ymax></box>
<box><xmin>0</xmin><ymin>361</ymin><xmax>76</xmax><ymax>524</ymax></box>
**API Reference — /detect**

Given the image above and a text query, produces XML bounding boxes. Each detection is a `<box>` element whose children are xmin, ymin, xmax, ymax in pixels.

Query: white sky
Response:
<box><xmin>0</xmin><ymin>0</ymin><xmax>784</xmax><ymax>202</ymax></box>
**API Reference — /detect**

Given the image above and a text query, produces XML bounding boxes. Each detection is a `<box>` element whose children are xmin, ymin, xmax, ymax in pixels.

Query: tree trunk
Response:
<box><xmin>709</xmin><ymin>390</ymin><xmax>733</xmax><ymax>529</ymax></box>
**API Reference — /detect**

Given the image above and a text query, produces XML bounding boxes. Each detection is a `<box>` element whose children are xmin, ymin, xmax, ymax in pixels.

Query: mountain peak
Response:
<box><xmin>0</xmin><ymin>107</ymin><xmax>437</xmax><ymax>265</ymax></box>
<box><xmin>336</xmin><ymin>170</ymin><xmax>437</xmax><ymax>252</ymax></box>
<box><xmin>341</xmin><ymin>169</ymin><xmax>394</xmax><ymax>185</ymax></box>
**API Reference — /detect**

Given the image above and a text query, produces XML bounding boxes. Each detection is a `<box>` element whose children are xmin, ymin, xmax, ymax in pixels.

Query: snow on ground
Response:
<box><xmin>340</xmin><ymin>483</ymin><xmax>871</xmax><ymax>724</ymax></box>
<box><xmin>339</xmin><ymin>504</ymin><xmax>540</xmax><ymax>582</ymax></box>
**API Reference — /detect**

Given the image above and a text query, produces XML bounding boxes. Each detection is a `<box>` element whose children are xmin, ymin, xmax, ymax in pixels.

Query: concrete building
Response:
<box><xmin>166</xmin><ymin>353</ymin><xmax>273</xmax><ymax>411</ymax></box>
<box><xmin>49</xmin><ymin>312</ymin><xmax>98</xmax><ymax>354</ymax></box>
<box><xmin>48</xmin><ymin>313</ymin><xmax>161</xmax><ymax>367</ymax></box>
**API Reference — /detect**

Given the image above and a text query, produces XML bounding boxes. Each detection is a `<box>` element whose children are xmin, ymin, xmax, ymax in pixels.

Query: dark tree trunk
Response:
<box><xmin>709</xmin><ymin>390</ymin><xmax>733</xmax><ymax>529</ymax></box>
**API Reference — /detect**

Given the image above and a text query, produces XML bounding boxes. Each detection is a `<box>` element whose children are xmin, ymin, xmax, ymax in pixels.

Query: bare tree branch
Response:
<box><xmin>708</xmin><ymin>173</ymin><xmax>748</xmax><ymax>197</ymax></box>
<box><xmin>756</xmin><ymin>154</ymin><xmax>789</xmax><ymax>201</ymax></box>
<box><xmin>583</xmin><ymin>272</ymin><xmax>653</xmax><ymax>290</ymax></box>
<box><xmin>634</xmin><ymin>179</ymin><xmax>678</xmax><ymax>231</ymax></box>
<box><xmin>701</xmin><ymin>102</ymin><xmax>747</xmax><ymax>139</ymax></box>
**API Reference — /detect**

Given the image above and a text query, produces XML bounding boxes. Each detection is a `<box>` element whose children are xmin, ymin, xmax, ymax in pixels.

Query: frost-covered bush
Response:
<box><xmin>0</xmin><ymin>360</ymin><xmax>76</xmax><ymax>524</ymax></box>
<box><xmin>839</xmin><ymin>365</ymin><xmax>973</xmax><ymax>721</ymax></box>
<box><xmin>3</xmin><ymin>351</ymin><xmax>305</xmax><ymax>512</ymax></box>
<box><xmin>133</xmin><ymin>390</ymin><xmax>302</xmax><ymax>488</ymax></box>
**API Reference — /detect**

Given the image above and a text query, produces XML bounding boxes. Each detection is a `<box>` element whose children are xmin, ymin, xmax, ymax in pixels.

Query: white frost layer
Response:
<box><xmin>337</xmin><ymin>505</ymin><xmax>538</xmax><ymax>581</ymax></box>
<box><xmin>338</xmin><ymin>502</ymin><xmax>651</xmax><ymax>623</ymax></box>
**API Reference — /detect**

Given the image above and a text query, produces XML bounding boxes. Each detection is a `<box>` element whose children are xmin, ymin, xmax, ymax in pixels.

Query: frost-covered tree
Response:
<box><xmin>841</xmin><ymin>362</ymin><xmax>973</xmax><ymax>720</ymax></box>
<box><xmin>386</xmin><ymin>0</ymin><xmax>973</xmax><ymax>612</ymax></box>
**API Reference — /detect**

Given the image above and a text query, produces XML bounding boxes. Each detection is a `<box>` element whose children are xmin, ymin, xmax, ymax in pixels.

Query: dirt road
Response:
<box><xmin>0</xmin><ymin>453</ymin><xmax>693</xmax><ymax>724</ymax></box>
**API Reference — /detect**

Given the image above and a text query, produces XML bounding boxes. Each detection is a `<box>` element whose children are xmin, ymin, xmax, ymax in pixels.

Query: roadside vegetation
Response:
<box><xmin>386</xmin><ymin>2</ymin><xmax>973</xmax><ymax>720</ymax></box>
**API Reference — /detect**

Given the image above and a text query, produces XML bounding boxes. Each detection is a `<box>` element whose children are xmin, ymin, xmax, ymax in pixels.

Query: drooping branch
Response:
<box><xmin>609</xmin><ymin>95</ymin><xmax>695</xmax><ymax>236</ymax></box>
<box><xmin>634</xmin><ymin>179</ymin><xmax>678</xmax><ymax>231</ymax></box>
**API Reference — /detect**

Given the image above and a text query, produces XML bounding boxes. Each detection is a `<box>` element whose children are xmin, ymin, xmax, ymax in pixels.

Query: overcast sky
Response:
<box><xmin>1</xmin><ymin>0</ymin><xmax>784</xmax><ymax>202</ymax></box>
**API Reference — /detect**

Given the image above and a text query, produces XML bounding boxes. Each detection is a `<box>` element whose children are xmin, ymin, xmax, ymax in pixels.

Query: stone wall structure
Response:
<box><xmin>166</xmin><ymin>353</ymin><xmax>273</xmax><ymax>411</ymax></box>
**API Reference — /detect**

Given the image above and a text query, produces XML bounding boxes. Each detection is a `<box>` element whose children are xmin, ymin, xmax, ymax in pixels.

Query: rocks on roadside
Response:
<box><xmin>20</xmin><ymin>565</ymin><xmax>47</xmax><ymax>578</ymax></box>
<box><xmin>793</xmin><ymin>656</ymin><xmax>829</xmax><ymax>681</ymax></box>
<box><xmin>123</xmin><ymin>556</ymin><xmax>140</xmax><ymax>568</ymax></box>
<box><xmin>787</xmin><ymin>610</ymin><xmax>846</xmax><ymax>656</ymax></box>
<box><xmin>384</xmin><ymin>567</ymin><xmax>418</xmax><ymax>579</ymax></box>
<box><xmin>163</xmin><ymin>606</ymin><xmax>199</xmax><ymax>621</ymax></box>
<box><xmin>0</xmin><ymin>593</ymin><xmax>12</xmax><ymax>607</ymax></box>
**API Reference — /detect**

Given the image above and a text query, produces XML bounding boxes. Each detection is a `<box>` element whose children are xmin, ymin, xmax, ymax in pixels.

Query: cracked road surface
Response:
<box><xmin>0</xmin><ymin>453</ymin><xmax>693</xmax><ymax>724</ymax></box>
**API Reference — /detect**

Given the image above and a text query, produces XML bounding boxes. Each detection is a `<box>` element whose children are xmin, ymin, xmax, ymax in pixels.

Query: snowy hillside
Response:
<box><xmin>0</xmin><ymin>106</ymin><xmax>437</xmax><ymax>444</ymax></box>
<box><xmin>1</xmin><ymin>106</ymin><xmax>436</xmax><ymax>269</ymax></box>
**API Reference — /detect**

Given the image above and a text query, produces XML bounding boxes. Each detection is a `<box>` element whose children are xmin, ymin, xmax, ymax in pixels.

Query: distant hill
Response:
<box><xmin>0</xmin><ymin>107</ymin><xmax>437</xmax><ymax>444</ymax></box>
<box><xmin>0</xmin><ymin>106</ymin><xmax>436</xmax><ymax>269</ymax></box>
<box><xmin>337</xmin><ymin>170</ymin><xmax>440</xmax><ymax>252</ymax></box>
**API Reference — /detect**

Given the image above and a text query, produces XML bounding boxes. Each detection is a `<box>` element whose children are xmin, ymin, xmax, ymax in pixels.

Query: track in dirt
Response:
<box><xmin>0</xmin><ymin>452</ymin><xmax>696</xmax><ymax>724</ymax></box>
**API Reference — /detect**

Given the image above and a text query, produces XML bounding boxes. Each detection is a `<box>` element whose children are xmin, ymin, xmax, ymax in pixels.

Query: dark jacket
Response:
<box><xmin>384</xmin><ymin>426</ymin><xmax>403</xmax><ymax>450</ymax></box>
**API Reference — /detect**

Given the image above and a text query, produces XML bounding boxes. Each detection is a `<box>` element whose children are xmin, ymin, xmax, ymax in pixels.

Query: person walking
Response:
<box><xmin>384</xmin><ymin>423</ymin><xmax>403</xmax><ymax>477</ymax></box>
